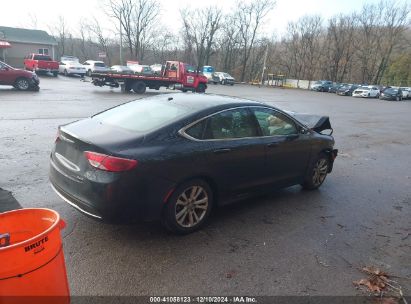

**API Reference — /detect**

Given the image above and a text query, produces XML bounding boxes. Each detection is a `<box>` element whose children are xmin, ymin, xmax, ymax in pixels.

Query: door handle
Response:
<box><xmin>213</xmin><ymin>148</ymin><xmax>231</xmax><ymax>154</ymax></box>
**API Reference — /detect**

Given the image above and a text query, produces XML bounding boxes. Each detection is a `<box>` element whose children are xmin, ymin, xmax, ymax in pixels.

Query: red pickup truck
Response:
<box><xmin>24</xmin><ymin>54</ymin><xmax>59</xmax><ymax>77</ymax></box>
<box><xmin>0</xmin><ymin>60</ymin><xmax>40</xmax><ymax>91</ymax></box>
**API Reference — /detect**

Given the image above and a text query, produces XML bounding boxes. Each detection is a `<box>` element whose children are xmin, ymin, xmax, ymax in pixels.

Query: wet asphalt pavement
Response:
<box><xmin>0</xmin><ymin>75</ymin><xmax>410</xmax><ymax>297</ymax></box>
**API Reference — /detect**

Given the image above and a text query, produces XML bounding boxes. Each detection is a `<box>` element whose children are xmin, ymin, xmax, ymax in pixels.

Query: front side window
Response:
<box><xmin>185</xmin><ymin>65</ymin><xmax>196</xmax><ymax>73</ymax></box>
<box><xmin>253</xmin><ymin>108</ymin><xmax>297</xmax><ymax>136</ymax></box>
<box><xmin>202</xmin><ymin>108</ymin><xmax>258</xmax><ymax>140</ymax></box>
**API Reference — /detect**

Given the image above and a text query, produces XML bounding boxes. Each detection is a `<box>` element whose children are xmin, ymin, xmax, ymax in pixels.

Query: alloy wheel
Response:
<box><xmin>175</xmin><ymin>186</ymin><xmax>209</xmax><ymax>228</ymax></box>
<box><xmin>312</xmin><ymin>159</ymin><xmax>328</xmax><ymax>187</ymax></box>
<box><xmin>16</xmin><ymin>79</ymin><xmax>30</xmax><ymax>90</ymax></box>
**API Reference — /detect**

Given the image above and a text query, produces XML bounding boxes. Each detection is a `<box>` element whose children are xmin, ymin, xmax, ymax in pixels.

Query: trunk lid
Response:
<box><xmin>53</xmin><ymin>118</ymin><xmax>144</xmax><ymax>177</ymax></box>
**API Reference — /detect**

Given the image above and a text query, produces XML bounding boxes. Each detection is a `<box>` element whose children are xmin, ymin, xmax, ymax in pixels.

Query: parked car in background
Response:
<box><xmin>128</xmin><ymin>64</ymin><xmax>154</xmax><ymax>75</ymax></box>
<box><xmin>352</xmin><ymin>86</ymin><xmax>380</xmax><ymax>98</ymax></box>
<box><xmin>59</xmin><ymin>57</ymin><xmax>86</xmax><ymax>77</ymax></box>
<box><xmin>212</xmin><ymin>72</ymin><xmax>235</xmax><ymax>85</ymax></box>
<box><xmin>24</xmin><ymin>53</ymin><xmax>59</xmax><ymax>77</ymax></box>
<box><xmin>311</xmin><ymin>80</ymin><xmax>333</xmax><ymax>92</ymax></box>
<box><xmin>380</xmin><ymin>88</ymin><xmax>403</xmax><ymax>101</ymax></box>
<box><xmin>83</xmin><ymin>60</ymin><xmax>110</xmax><ymax>76</ymax></box>
<box><xmin>110</xmin><ymin>65</ymin><xmax>134</xmax><ymax>74</ymax></box>
<box><xmin>336</xmin><ymin>84</ymin><xmax>359</xmax><ymax>96</ymax></box>
<box><xmin>399</xmin><ymin>87</ymin><xmax>410</xmax><ymax>99</ymax></box>
<box><xmin>0</xmin><ymin>60</ymin><xmax>39</xmax><ymax>91</ymax></box>
<box><xmin>49</xmin><ymin>93</ymin><xmax>337</xmax><ymax>234</ymax></box>
<box><xmin>328</xmin><ymin>83</ymin><xmax>343</xmax><ymax>93</ymax></box>
<box><xmin>202</xmin><ymin>66</ymin><xmax>215</xmax><ymax>82</ymax></box>
<box><xmin>150</xmin><ymin>64</ymin><xmax>163</xmax><ymax>75</ymax></box>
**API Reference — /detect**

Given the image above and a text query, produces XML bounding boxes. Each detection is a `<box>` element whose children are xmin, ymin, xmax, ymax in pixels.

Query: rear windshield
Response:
<box><xmin>33</xmin><ymin>55</ymin><xmax>51</xmax><ymax>61</ymax></box>
<box><xmin>94</xmin><ymin>62</ymin><xmax>106</xmax><ymax>67</ymax></box>
<box><xmin>92</xmin><ymin>99</ymin><xmax>192</xmax><ymax>133</ymax></box>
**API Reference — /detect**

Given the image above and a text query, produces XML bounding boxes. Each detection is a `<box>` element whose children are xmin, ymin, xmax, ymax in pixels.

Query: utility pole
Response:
<box><xmin>119</xmin><ymin>12</ymin><xmax>123</xmax><ymax>65</ymax></box>
<box><xmin>260</xmin><ymin>44</ymin><xmax>269</xmax><ymax>87</ymax></box>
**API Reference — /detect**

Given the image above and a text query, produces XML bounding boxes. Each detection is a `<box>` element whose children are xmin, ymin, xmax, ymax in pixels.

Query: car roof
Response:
<box><xmin>141</xmin><ymin>93</ymin><xmax>269</xmax><ymax>112</ymax></box>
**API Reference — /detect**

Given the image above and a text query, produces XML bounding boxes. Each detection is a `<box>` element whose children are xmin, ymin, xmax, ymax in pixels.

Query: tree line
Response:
<box><xmin>47</xmin><ymin>0</ymin><xmax>410</xmax><ymax>86</ymax></box>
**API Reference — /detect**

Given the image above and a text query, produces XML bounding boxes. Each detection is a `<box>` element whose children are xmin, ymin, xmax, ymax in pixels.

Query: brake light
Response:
<box><xmin>55</xmin><ymin>130</ymin><xmax>60</xmax><ymax>143</ymax></box>
<box><xmin>84</xmin><ymin>151</ymin><xmax>138</xmax><ymax>172</ymax></box>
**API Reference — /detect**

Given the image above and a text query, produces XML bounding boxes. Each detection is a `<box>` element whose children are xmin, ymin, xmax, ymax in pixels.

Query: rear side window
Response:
<box><xmin>93</xmin><ymin>100</ymin><xmax>192</xmax><ymax>133</ymax></box>
<box><xmin>185</xmin><ymin>120</ymin><xmax>207</xmax><ymax>139</ymax></box>
<box><xmin>203</xmin><ymin>108</ymin><xmax>258</xmax><ymax>140</ymax></box>
<box><xmin>94</xmin><ymin>62</ymin><xmax>106</xmax><ymax>67</ymax></box>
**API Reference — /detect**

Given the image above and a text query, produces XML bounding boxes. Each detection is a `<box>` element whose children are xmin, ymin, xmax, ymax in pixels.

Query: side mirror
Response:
<box><xmin>300</xmin><ymin>127</ymin><xmax>309</xmax><ymax>134</ymax></box>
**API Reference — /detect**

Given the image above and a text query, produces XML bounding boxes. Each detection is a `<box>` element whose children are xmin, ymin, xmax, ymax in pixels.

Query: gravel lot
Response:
<box><xmin>0</xmin><ymin>75</ymin><xmax>410</xmax><ymax>297</ymax></box>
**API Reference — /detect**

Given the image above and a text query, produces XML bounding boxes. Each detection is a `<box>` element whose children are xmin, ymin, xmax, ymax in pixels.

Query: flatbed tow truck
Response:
<box><xmin>91</xmin><ymin>61</ymin><xmax>208</xmax><ymax>94</ymax></box>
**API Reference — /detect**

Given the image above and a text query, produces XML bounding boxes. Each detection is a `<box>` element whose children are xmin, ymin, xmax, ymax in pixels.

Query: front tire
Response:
<box><xmin>64</xmin><ymin>69</ymin><xmax>68</xmax><ymax>76</ymax></box>
<box><xmin>14</xmin><ymin>78</ymin><xmax>30</xmax><ymax>91</ymax></box>
<box><xmin>162</xmin><ymin>179</ymin><xmax>213</xmax><ymax>234</ymax></box>
<box><xmin>302</xmin><ymin>153</ymin><xmax>330</xmax><ymax>190</ymax></box>
<box><xmin>196</xmin><ymin>83</ymin><xmax>206</xmax><ymax>93</ymax></box>
<box><xmin>87</xmin><ymin>69</ymin><xmax>92</xmax><ymax>77</ymax></box>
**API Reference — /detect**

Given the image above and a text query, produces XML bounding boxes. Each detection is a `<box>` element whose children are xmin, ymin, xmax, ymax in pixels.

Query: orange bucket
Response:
<box><xmin>0</xmin><ymin>208</ymin><xmax>70</xmax><ymax>304</ymax></box>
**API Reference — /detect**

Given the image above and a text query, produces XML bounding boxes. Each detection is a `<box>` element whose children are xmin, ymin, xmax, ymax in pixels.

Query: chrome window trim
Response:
<box><xmin>178</xmin><ymin>105</ymin><xmax>309</xmax><ymax>142</ymax></box>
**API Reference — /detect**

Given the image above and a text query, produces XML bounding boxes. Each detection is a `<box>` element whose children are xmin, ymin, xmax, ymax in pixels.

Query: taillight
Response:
<box><xmin>55</xmin><ymin>130</ymin><xmax>60</xmax><ymax>143</ymax></box>
<box><xmin>84</xmin><ymin>151</ymin><xmax>138</xmax><ymax>172</ymax></box>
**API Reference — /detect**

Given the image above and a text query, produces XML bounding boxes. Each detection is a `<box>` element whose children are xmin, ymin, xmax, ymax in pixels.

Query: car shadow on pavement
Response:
<box><xmin>0</xmin><ymin>188</ymin><xmax>22</xmax><ymax>213</ymax></box>
<box><xmin>94</xmin><ymin>185</ymin><xmax>325</xmax><ymax>242</ymax></box>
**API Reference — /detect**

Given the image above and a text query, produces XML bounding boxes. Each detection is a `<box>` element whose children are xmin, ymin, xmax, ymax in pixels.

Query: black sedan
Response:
<box><xmin>337</xmin><ymin>84</ymin><xmax>359</xmax><ymax>96</ymax></box>
<box><xmin>380</xmin><ymin>88</ymin><xmax>403</xmax><ymax>101</ymax></box>
<box><xmin>49</xmin><ymin>94</ymin><xmax>337</xmax><ymax>234</ymax></box>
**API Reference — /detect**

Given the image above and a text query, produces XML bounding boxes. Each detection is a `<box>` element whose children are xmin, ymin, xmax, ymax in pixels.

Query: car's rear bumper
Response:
<box><xmin>49</xmin><ymin>155</ymin><xmax>174</xmax><ymax>222</ymax></box>
<box><xmin>35</xmin><ymin>68</ymin><xmax>58</xmax><ymax>73</ymax></box>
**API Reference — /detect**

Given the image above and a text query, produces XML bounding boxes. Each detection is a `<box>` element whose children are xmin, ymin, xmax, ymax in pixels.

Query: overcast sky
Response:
<box><xmin>1</xmin><ymin>0</ymin><xmax>394</xmax><ymax>38</ymax></box>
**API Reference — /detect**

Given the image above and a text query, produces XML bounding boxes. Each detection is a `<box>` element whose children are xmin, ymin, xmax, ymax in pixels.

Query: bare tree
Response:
<box><xmin>88</xmin><ymin>18</ymin><xmax>113</xmax><ymax>65</ymax></box>
<box><xmin>180</xmin><ymin>6</ymin><xmax>223</xmax><ymax>68</ymax></box>
<box><xmin>49</xmin><ymin>16</ymin><xmax>69</xmax><ymax>57</ymax></box>
<box><xmin>106</xmin><ymin>0</ymin><xmax>134</xmax><ymax>57</ymax></box>
<box><xmin>324</xmin><ymin>13</ymin><xmax>358</xmax><ymax>82</ymax></box>
<box><xmin>373</xmin><ymin>0</ymin><xmax>410</xmax><ymax>84</ymax></box>
<box><xmin>217</xmin><ymin>15</ymin><xmax>241</xmax><ymax>73</ymax></box>
<box><xmin>105</xmin><ymin>0</ymin><xmax>160</xmax><ymax>61</ymax></box>
<box><xmin>233</xmin><ymin>0</ymin><xmax>275</xmax><ymax>82</ymax></box>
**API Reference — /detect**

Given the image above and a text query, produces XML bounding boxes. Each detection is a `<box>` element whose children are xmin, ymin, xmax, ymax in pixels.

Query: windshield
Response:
<box><xmin>223</xmin><ymin>73</ymin><xmax>231</xmax><ymax>77</ymax></box>
<box><xmin>203</xmin><ymin>66</ymin><xmax>214</xmax><ymax>73</ymax></box>
<box><xmin>92</xmin><ymin>99</ymin><xmax>193</xmax><ymax>133</ymax></box>
<box><xmin>0</xmin><ymin>61</ymin><xmax>13</xmax><ymax>70</ymax></box>
<box><xmin>385</xmin><ymin>88</ymin><xmax>398</xmax><ymax>94</ymax></box>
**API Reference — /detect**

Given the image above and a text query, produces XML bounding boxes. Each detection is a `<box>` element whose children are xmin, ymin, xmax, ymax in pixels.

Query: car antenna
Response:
<box><xmin>168</xmin><ymin>97</ymin><xmax>173</xmax><ymax>101</ymax></box>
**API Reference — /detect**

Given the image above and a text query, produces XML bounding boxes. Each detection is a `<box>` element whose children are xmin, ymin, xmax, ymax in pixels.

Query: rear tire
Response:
<box><xmin>302</xmin><ymin>153</ymin><xmax>330</xmax><ymax>190</ymax></box>
<box><xmin>162</xmin><ymin>179</ymin><xmax>213</xmax><ymax>234</ymax></box>
<box><xmin>87</xmin><ymin>69</ymin><xmax>92</xmax><ymax>77</ymax></box>
<box><xmin>64</xmin><ymin>69</ymin><xmax>68</xmax><ymax>76</ymax></box>
<box><xmin>132</xmin><ymin>81</ymin><xmax>146</xmax><ymax>94</ymax></box>
<box><xmin>53</xmin><ymin>71</ymin><xmax>58</xmax><ymax>77</ymax></box>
